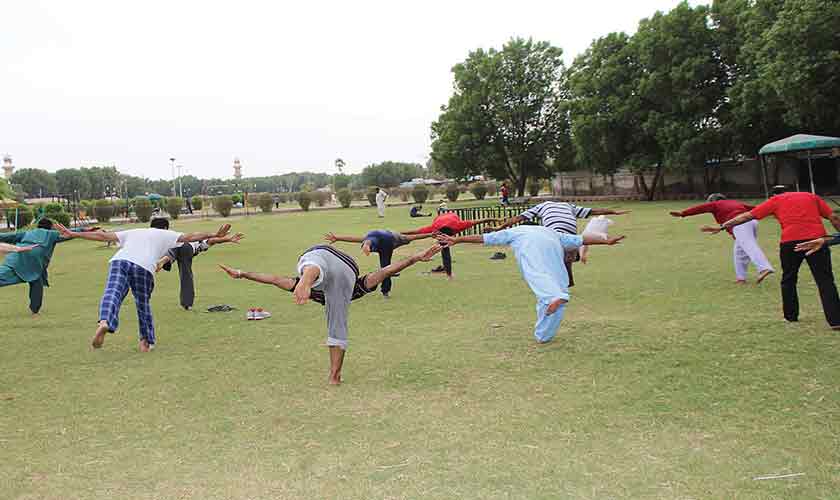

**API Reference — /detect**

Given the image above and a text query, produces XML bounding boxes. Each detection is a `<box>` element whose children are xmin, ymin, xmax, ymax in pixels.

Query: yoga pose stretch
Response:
<box><xmin>400</xmin><ymin>212</ymin><xmax>500</xmax><ymax>279</ymax></box>
<box><xmin>711</xmin><ymin>187</ymin><xmax>840</xmax><ymax>328</ymax></box>
<box><xmin>156</xmin><ymin>224</ymin><xmax>244</xmax><ymax>310</ymax></box>
<box><xmin>54</xmin><ymin>219</ymin><xmax>235</xmax><ymax>351</ymax></box>
<box><xmin>0</xmin><ymin>218</ymin><xmax>96</xmax><ymax>316</ymax></box>
<box><xmin>490</xmin><ymin>201</ymin><xmax>629</xmax><ymax>286</ymax></box>
<box><xmin>323</xmin><ymin>230</ymin><xmax>434</xmax><ymax>297</ymax></box>
<box><xmin>670</xmin><ymin>193</ymin><xmax>774</xmax><ymax>284</ymax></box>
<box><xmin>219</xmin><ymin>243</ymin><xmax>442</xmax><ymax>385</ymax></box>
<box><xmin>436</xmin><ymin>225</ymin><xmax>625</xmax><ymax>343</ymax></box>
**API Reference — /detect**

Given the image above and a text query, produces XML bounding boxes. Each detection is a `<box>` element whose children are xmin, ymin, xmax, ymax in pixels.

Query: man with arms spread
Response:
<box><xmin>491</xmin><ymin>201</ymin><xmax>629</xmax><ymax>286</ymax></box>
<box><xmin>0</xmin><ymin>218</ymin><xmax>96</xmax><ymax>316</ymax></box>
<box><xmin>400</xmin><ymin>212</ymin><xmax>500</xmax><ymax>279</ymax></box>
<box><xmin>710</xmin><ymin>186</ymin><xmax>840</xmax><ymax>328</ymax></box>
<box><xmin>219</xmin><ymin>243</ymin><xmax>442</xmax><ymax>385</ymax></box>
<box><xmin>54</xmin><ymin>219</ymin><xmax>235</xmax><ymax>351</ymax></box>
<box><xmin>155</xmin><ymin>224</ymin><xmax>244</xmax><ymax>310</ymax></box>
<box><xmin>436</xmin><ymin>226</ymin><xmax>625</xmax><ymax>343</ymax></box>
<box><xmin>670</xmin><ymin>193</ymin><xmax>774</xmax><ymax>284</ymax></box>
<box><xmin>323</xmin><ymin>230</ymin><xmax>434</xmax><ymax>297</ymax></box>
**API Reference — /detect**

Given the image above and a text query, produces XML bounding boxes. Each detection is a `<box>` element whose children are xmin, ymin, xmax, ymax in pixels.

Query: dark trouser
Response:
<box><xmin>174</xmin><ymin>243</ymin><xmax>196</xmax><ymax>309</ymax></box>
<box><xmin>0</xmin><ymin>265</ymin><xmax>44</xmax><ymax>313</ymax></box>
<box><xmin>564</xmin><ymin>250</ymin><xmax>579</xmax><ymax>288</ymax></box>
<box><xmin>779</xmin><ymin>241</ymin><xmax>840</xmax><ymax>326</ymax></box>
<box><xmin>440</xmin><ymin>227</ymin><xmax>454</xmax><ymax>276</ymax></box>
<box><xmin>28</xmin><ymin>279</ymin><xmax>44</xmax><ymax>314</ymax></box>
<box><xmin>378</xmin><ymin>248</ymin><xmax>394</xmax><ymax>295</ymax></box>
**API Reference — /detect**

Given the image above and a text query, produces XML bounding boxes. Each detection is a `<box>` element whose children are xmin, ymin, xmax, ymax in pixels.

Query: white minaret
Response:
<box><xmin>233</xmin><ymin>158</ymin><xmax>242</xmax><ymax>179</ymax></box>
<box><xmin>2</xmin><ymin>155</ymin><xmax>13</xmax><ymax>180</ymax></box>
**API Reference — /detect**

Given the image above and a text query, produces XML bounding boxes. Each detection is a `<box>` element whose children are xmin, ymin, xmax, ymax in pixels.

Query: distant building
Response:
<box><xmin>2</xmin><ymin>155</ymin><xmax>14</xmax><ymax>180</ymax></box>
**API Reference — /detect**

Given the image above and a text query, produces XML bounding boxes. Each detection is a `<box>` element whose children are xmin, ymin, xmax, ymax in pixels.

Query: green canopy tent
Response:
<box><xmin>758</xmin><ymin>134</ymin><xmax>840</xmax><ymax>197</ymax></box>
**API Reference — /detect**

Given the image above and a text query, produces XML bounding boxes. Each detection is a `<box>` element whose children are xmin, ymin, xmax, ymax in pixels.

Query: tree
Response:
<box><xmin>55</xmin><ymin>168</ymin><xmax>92</xmax><ymax>199</ymax></box>
<box><xmin>0</xmin><ymin>177</ymin><xmax>14</xmax><ymax>199</ymax></box>
<box><xmin>431</xmin><ymin>38</ymin><xmax>572</xmax><ymax>196</ymax></box>
<box><xmin>360</xmin><ymin>162</ymin><xmax>424</xmax><ymax>188</ymax></box>
<box><xmin>10</xmin><ymin>168</ymin><xmax>57</xmax><ymax>197</ymax></box>
<box><xmin>627</xmin><ymin>2</ymin><xmax>726</xmax><ymax>199</ymax></box>
<box><xmin>568</xmin><ymin>32</ymin><xmax>639</xmax><ymax>177</ymax></box>
<box><xmin>757</xmin><ymin>0</ymin><xmax>840</xmax><ymax>135</ymax></box>
<box><xmin>335</xmin><ymin>158</ymin><xmax>346</xmax><ymax>173</ymax></box>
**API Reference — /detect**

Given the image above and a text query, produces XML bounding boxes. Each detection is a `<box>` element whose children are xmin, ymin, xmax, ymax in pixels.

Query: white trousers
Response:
<box><xmin>732</xmin><ymin>219</ymin><xmax>774</xmax><ymax>280</ymax></box>
<box><xmin>377</xmin><ymin>202</ymin><xmax>385</xmax><ymax>217</ymax></box>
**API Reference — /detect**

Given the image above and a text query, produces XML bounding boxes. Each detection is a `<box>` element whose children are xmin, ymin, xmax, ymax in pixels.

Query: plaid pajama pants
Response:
<box><xmin>99</xmin><ymin>260</ymin><xmax>157</xmax><ymax>344</ymax></box>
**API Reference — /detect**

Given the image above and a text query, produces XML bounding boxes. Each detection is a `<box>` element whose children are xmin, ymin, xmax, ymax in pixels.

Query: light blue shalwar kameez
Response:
<box><xmin>483</xmin><ymin>225</ymin><xmax>583</xmax><ymax>343</ymax></box>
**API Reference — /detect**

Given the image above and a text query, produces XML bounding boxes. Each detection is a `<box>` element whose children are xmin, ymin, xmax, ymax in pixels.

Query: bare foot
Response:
<box><xmin>91</xmin><ymin>321</ymin><xmax>108</xmax><ymax>349</ymax></box>
<box><xmin>139</xmin><ymin>339</ymin><xmax>151</xmax><ymax>352</ymax></box>
<box><xmin>756</xmin><ymin>269</ymin><xmax>774</xmax><ymax>284</ymax></box>
<box><xmin>31</xmin><ymin>313</ymin><xmax>39</xmax><ymax>319</ymax></box>
<box><xmin>546</xmin><ymin>298</ymin><xmax>568</xmax><ymax>316</ymax></box>
<box><xmin>447</xmin><ymin>274</ymin><xmax>454</xmax><ymax>281</ymax></box>
<box><xmin>735</xmin><ymin>280</ymin><xmax>747</xmax><ymax>285</ymax></box>
<box><xmin>328</xmin><ymin>375</ymin><xmax>342</xmax><ymax>385</ymax></box>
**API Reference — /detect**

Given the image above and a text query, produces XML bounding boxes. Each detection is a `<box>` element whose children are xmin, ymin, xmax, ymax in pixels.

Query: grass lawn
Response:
<box><xmin>1</xmin><ymin>200</ymin><xmax>839</xmax><ymax>499</ymax></box>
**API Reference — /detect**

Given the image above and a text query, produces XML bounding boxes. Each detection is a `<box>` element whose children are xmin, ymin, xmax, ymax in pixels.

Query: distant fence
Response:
<box><xmin>443</xmin><ymin>203</ymin><xmax>536</xmax><ymax>236</ymax></box>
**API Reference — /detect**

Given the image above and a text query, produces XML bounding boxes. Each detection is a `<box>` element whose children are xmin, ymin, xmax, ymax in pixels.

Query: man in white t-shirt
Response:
<box><xmin>375</xmin><ymin>187</ymin><xmax>388</xmax><ymax>218</ymax></box>
<box><xmin>55</xmin><ymin>219</ymin><xmax>232</xmax><ymax>352</ymax></box>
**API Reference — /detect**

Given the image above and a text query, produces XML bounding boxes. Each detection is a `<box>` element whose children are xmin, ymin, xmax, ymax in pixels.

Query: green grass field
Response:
<box><xmin>2</xmin><ymin>201</ymin><xmax>839</xmax><ymax>499</ymax></box>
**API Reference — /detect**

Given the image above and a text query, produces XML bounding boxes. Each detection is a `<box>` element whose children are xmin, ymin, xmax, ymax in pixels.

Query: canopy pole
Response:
<box><xmin>807</xmin><ymin>150</ymin><xmax>816</xmax><ymax>194</ymax></box>
<box><xmin>760</xmin><ymin>155</ymin><xmax>770</xmax><ymax>199</ymax></box>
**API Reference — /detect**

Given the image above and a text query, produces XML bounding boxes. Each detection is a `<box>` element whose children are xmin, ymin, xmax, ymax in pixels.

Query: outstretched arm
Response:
<box><xmin>0</xmin><ymin>243</ymin><xmax>38</xmax><ymax>253</ymax></box>
<box><xmin>670</xmin><ymin>202</ymin><xmax>712</xmax><ymax>218</ymax></box>
<box><xmin>178</xmin><ymin>224</ymin><xmax>231</xmax><ymax>244</ymax></box>
<box><xmin>702</xmin><ymin>212</ymin><xmax>754</xmax><ymax>234</ymax></box>
<box><xmin>207</xmin><ymin>232</ymin><xmax>244</xmax><ymax>247</ymax></box>
<box><xmin>488</xmin><ymin>215</ymin><xmax>525</xmax><ymax>232</ymax></box>
<box><xmin>363</xmin><ymin>245</ymin><xmax>443</xmax><ymax>289</ymax></box>
<box><xmin>53</xmin><ymin>223</ymin><xmax>118</xmax><ymax>242</ymax></box>
<box><xmin>435</xmin><ymin>234</ymin><xmax>485</xmax><ymax>246</ymax></box>
<box><xmin>794</xmin><ymin>234</ymin><xmax>840</xmax><ymax>256</ymax></box>
<box><xmin>402</xmin><ymin>233</ymin><xmax>435</xmax><ymax>242</ymax></box>
<box><xmin>218</xmin><ymin>264</ymin><xmax>295</xmax><ymax>289</ymax></box>
<box><xmin>324</xmin><ymin>232</ymin><xmax>365</xmax><ymax>244</ymax></box>
<box><xmin>582</xmin><ymin>234</ymin><xmax>625</xmax><ymax>246</ymax></box>
<box><xmin>590</xmin><ymin>208</ymin><xmax>631</xmax><ymax>216</ymax></box>
<box><xmin>155</xmin><ymin>255</ymin><xmax>173</xmax><ymax>273</ymax></box>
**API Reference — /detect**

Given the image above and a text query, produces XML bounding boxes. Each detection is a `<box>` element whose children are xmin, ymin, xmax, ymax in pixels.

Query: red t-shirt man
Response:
<box><xmin>678</xmin><ymin>200</ymin><xmax>755</xmax><ymax>238</ymax></box>
<box><xmin>749</xmin><ymin>192</ymin><xmax>833</xmax><ymax>243</ymax></box>
<box><xmin>413</xmin><ymin>213</ymin><xmax>480</xmax><ymax>235</ymax></box>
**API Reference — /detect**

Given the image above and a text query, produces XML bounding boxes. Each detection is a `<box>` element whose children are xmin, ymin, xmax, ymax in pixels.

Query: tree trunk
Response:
<box><xmin>648</xmin><ymin>163</ymin><xmax>664</xmax><ymax>201</ymax></box>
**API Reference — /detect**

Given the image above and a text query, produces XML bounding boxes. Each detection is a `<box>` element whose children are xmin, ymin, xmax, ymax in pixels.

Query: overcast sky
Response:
<box><xmin>2</xmin><ymin>0</ymin><xmax>706</xmax><ymax>180</ymax></box>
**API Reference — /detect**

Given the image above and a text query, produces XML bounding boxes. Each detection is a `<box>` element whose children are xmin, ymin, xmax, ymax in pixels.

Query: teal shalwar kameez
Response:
<box><xmin>482</xmin><ymin>225</ymin><xmax>583</xmax><ymax>343</ymax></box>
<box><xmin>0</xmin><ymin>228</ymin><xmax>67</xmax><ymax>313</ymax></box>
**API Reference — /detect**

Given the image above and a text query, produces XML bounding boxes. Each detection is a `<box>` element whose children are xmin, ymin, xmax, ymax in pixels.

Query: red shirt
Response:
<box><xmin>750</xmin><ymin>192</ymin><xmax>833</xmax><ymax>243</ymax></box>
<box><xmin>414</xmin><ymin>213</ymin><xmax>478</xmax><ymax>234</ymax></box>
<box><xmin>680</xmin><ymin>200</ymin><xmax>755</xmax><ymax>237</ymax></box>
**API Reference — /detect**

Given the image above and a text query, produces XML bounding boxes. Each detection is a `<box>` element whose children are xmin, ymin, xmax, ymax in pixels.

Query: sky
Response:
<box><xmin>1</xmin><ymin>0</ymin><xmax>707</xmax><ymax>180</ymax></box>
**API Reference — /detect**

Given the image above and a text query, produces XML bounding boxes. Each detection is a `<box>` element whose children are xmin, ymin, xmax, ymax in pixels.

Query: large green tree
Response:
<box><xmin>55</xmin><ymin>168</ymin><xmax>92</xmax><ymax>199</ymax></box>
<box><xmin>431</xmin><ymin>38</ymin><xmax>571</xmax><ymax>196</ymax></box>
<box><xmin>568</xmin><ymin>32</ymin><xmax>639</xmax><ymax>177</ymax></box>
<box><xmin>360</xmin><ymin>162</ymin><xmax>425</xmax><ymax>188</ymax></box>
<box><xmin>10</xmin><ymin>168</ymin><xmax>58</xmax><ymax>197</ymax></box>
<box><xmin>627</xmin><ymin>2</ymin><xmax>726</xmax><ymax>199</ymax></box>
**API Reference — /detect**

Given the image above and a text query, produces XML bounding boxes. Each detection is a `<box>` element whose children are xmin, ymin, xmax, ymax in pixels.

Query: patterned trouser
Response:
<box><xmin>99</xmin><ymin>260</ymin><xmax>156</xmax><ymax>344</ymax></box>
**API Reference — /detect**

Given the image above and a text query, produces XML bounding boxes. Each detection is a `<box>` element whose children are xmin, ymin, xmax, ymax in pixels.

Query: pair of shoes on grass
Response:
<box><xmin>247</xmin><ymin>308</ymin><xmax>272</xmax><ymax>321</ymax></box>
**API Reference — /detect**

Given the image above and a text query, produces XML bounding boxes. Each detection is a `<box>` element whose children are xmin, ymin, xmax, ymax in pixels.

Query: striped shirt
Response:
<box><xmin>520</xmin><ymin>202</ymin><xmax>592</xmax><ymax>235</ymax></box>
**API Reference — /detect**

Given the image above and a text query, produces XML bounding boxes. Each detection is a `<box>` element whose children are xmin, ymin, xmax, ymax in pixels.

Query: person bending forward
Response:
<box><xmin>219</xmin><ymin>243</ymin><xmax>442</xmax><ymax>385</ymax></box>
<box><xmin>55</xmin><ymin>220</ymin><xmax>234</xmax><ymax>351</ymax></box>
<box><xmin>436</xmin><ymin>225</ymin><xmax>625</xmax><ymax>343</ymax></box>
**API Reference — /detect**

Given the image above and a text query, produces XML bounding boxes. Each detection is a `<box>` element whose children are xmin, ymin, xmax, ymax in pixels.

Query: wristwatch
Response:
<box><xmin>718</xmin><ymin>224</ymin><xmax>726</xmax><ymax>231</ymax></box>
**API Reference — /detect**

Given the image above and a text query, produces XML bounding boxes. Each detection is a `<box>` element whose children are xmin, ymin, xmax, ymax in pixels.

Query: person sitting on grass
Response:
<box><xmin>410</xmin><ymin>205</ymin><xmax>431</xmax><ymax>217</ymax></box>
<box><xmin>53</xmin><ymin>219</ymin><xmax>235</xmax><ymax>352</ymax></box>
<box><xmin>670</xmin><ymin>193</ymin><xmax>773</xmax><ymax>284</ymax></box>
<box><xmin>399</xmin><ymin>212</ymin><xmax>500</xmax><ymax>279</ymax></box>
<box><xmin>155</xmin><ymin>224</ymin><xmax>245</xmax><ymax>310</ymax></box>
<box><xmin>323</xmin><ymin>230</ymin><xmax>435</xmax><ymax>297</ymax></box>
<box><xmin>0</xmin><ymin>218</ymin><xmax>98</xmax><ymax>317</ymax></box>
<box><xmin>218</xmin><ymin>243</ymin><xmax>442</xmax><ymax>385</ymax></box>
<box><xmin>435</xmin><ymin>225</ymin><xmax>625</xmax><ymax>344</ymax></box>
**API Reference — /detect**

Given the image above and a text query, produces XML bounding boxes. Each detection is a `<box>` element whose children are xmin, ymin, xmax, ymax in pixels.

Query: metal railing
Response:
<box><xmin>443</xmin><ymin>203</ymin><xmax>536</xmax><ymax>235</ymax></box>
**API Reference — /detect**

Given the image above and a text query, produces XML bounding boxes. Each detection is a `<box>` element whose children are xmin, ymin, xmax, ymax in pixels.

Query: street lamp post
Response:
<box><xmin>169</xmin><ymin>157</ymin><xmax>176</xmax><ymax>196</ymax></box>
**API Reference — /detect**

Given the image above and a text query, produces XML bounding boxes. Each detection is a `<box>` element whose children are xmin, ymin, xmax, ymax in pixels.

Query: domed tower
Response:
<box><xmin>2</xmin><ymin>155</ymin><xmax>14</xmax><ymax>180</ymax></box>
<box><xmin>233</xmin><ymin>158</ymin><xmax>242</xmax><ymax>180</ymax></box>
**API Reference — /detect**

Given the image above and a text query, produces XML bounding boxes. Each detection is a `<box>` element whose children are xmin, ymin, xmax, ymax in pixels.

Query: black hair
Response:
<box><xmin>150</xmin><ymin>218</ymin><xmax>170</xmax><ymax>230</ymax></box>
<box><xmin>37</xmin><ymin>218</ymin><xmax>54</xmax><ymax>230</ymax></box>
